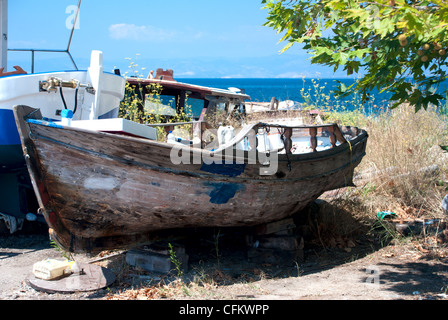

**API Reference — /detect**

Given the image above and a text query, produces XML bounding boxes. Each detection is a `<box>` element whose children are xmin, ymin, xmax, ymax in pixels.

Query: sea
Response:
<box><xmin>179</xmin><ymin>78</ymin><xmax>448</xmax><ymax>114</ymax></box>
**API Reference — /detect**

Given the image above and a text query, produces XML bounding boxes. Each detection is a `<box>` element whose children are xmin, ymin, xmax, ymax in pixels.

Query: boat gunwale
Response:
<box><xmin>25</xmin><ymin>119</ymin><xmax>368</xmax><ymax>184</ymax></box>
<box><xmin>29</xmin><ymin>130</ymin><xmax>367</xmax><ymax>184</ymax></box>
<box><xmin>26</xmin><ymin>117</ymin><xmax>368</xmax><ymax>165</ymax></box>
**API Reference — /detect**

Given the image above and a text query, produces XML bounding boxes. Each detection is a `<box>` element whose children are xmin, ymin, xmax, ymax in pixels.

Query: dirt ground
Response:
<box><xmin>1</xmin><ymin>220</ymin><xmax>448</xmax><ymax>301</ymax></box>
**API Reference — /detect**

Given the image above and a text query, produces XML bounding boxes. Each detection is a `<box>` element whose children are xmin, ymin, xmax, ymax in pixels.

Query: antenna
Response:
<box><xmin>65</xmin><ymin>0</ymin><xmax>81</xmax><ymax>71</ymax></box>
<box><xmin>67</xmin><ymin>0</ymin><xmax>81</xmax><ymax>52</ymax></box>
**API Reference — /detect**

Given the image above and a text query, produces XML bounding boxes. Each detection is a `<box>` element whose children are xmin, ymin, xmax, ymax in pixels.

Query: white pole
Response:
<box><xmin>0</xmin><ymin>0</ymin><xmax>7</xmax><ymax>71</ymax></box>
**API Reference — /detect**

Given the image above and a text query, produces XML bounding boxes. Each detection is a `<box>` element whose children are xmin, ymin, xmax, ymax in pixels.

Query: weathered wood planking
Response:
<box><xmin>14</xmin><ymin>105</ymin><xmax>368</xmax><ymax>253</ymax></box>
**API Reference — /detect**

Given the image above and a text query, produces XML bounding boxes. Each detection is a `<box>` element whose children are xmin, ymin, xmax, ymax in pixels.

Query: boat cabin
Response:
<box><xmin>125</xmin><ymin>69</ymin><xmax>250</xmax><ymax>123</ymax></box>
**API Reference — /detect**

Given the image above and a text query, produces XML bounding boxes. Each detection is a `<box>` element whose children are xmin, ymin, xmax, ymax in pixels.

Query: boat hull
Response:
<box><xmin>14</xmin><ymin>106</ymin><xmax>368</xmax><ymax>253</ymax></box>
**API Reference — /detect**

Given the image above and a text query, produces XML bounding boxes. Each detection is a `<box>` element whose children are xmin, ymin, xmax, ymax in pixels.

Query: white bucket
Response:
<box><xmin>257</xmin><ymin>132</ymin><xmax>271</xmax><ymax>152</ymax></box>
<box><xmin>268</xmin><ymin>131</ymin><xmax>284</xmax><ymax>151</ymax></box>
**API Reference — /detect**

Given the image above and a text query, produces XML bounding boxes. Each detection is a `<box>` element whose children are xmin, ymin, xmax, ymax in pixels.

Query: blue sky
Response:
<box><xmin>7</xmin><ymin>0</ymin><xmax>346</xmax><ymax>78</ymax></box>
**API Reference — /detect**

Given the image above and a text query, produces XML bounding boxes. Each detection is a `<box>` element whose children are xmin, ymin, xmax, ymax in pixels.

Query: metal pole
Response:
<box><xmin>31</xmin><ymin>50</ymin><xmax>34</xmax><ymax>73</ymax></box>
<box><xmin>67</xmin><ymin>0</ymin><xmax>81</xmax><ymax>52</ymax></box>
<box><xmin>67</xmin><ymin>51</ymin><xmax>78</xmax><ymax>70</ymax></box>
<box><xmin>0</xmin><ymin>0</ymin><xmax>7</xmax><ymax>71</ymax></box>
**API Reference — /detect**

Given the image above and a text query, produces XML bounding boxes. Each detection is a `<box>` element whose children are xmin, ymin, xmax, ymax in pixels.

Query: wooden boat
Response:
<box><xmin>14</xmin><ymin>87</ymin><xmax>368</xmax><ymax>253</ymax></box>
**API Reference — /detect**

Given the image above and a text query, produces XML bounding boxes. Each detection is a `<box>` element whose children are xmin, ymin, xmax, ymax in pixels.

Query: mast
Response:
<box><xmin>0</xmin><ymin>0</ymin><xmax>7</xmax><ymax>71</ymax></box>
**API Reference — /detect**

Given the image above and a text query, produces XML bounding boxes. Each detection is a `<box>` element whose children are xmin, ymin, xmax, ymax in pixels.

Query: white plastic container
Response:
<box><xmin>257</xmin><ymin>131</ymin><xmax>271</xmax><ymax>152</ymax></box>
<box><xmin>167</xmin><ymin>131</ymin><xmax>176</xmax><ymax>144</ymax></box>
<box><xmin>32</xmin><ymin>259</ymin><xmax>72</xmax><ymax>280</ymax></box>
<box><xmin>60</xmin><ymin>109</ymin><xmax>73</xmax><ymax>126</ymax></box>
<box><xmin>218</xmin><ymin>126</ymin><xmax>235</xmax><ymax>147</ymax></box>
<box><xmin>167</xmin><ymin>131</ymin><xmax>191</xmax><ymax>145</ymax></box>
<box><xmin>268</xmin><ymin>131</ymin><xmax>284</xmax><ymax>151</ymax></box>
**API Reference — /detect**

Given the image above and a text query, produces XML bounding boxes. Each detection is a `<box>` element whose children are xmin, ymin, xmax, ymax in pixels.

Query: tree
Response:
<box><xmin>262</xmin><ymin>0</ymin><xmax>448</xmax><ymax>111</ymax></box>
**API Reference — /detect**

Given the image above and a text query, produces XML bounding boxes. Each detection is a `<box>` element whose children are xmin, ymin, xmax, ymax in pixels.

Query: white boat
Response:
<box><xmin>0</xmin><ymin>50</ymin><xmax>126</xmax><ymax>159</ymax></box>
<box><xmin>0</xmin><ymin>52</ymin><xmax>126</xmax><ymax>232</ymax></box>
<box><xmin>0</xmin><ymin>0</ymin><xmax>125</xmax><ymax>233</ymax></box>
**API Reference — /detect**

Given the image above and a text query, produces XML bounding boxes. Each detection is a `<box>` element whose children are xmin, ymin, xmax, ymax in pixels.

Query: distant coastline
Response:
<box><xmin>179</xmin><ymin>78</ymin><xmax>448</xmax><ymax>114</ymax></box>
<box><xmin>178</xmin><ymin>78</ymin><xmax>392</xmax><ymax>110</ymax></box>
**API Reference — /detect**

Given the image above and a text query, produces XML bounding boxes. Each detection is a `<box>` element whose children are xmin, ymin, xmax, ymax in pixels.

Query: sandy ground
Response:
<box><xmin>1</xmin><ymin>226</ymin><xmax>448</xmax><ymax>301</ymax></box>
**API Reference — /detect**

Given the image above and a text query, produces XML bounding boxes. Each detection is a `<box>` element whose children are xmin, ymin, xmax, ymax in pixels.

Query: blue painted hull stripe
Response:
<box><xmin>0</xmin><ymin>106</ymin><xmax>119</xmax><ymax>147</ymax></box>
<box><xmin>0</xmin><ymin>109</ymin><xmax>21</xmax><ymax>146</ymax></box>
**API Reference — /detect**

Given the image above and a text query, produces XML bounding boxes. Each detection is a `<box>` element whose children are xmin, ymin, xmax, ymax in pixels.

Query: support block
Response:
<box><xmin>257</xmin><ymin>236</ymin><xmax>304</xmax><ymax>251</ymax></box>
<box><xmin>247</xmin><ymin>248</ymin><xmax>304</xmax><ymax>264</ymax></box>
<box><xmin>126</xmin><ymin>243</ymin><xmax>188</xmax><ymax>274</ymax></box>
<box><xmin>255</xmin><ymin>218</ymin><xmax>296</xmax><ymax>235</ymax></box>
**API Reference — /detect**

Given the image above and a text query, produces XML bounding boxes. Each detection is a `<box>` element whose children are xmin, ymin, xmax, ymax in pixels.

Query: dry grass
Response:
<box><xmin>354</xmin><ymin>104</ymin><xmax>448</xmax><ymax>218</ymax></box>
<box><xmin>318</xmin><ymin>103</ymin><xmax>448</xmax><ymax>259</ymax></box>
<box><xmin>106</xmin><ymin>278</ymin><xmax>217</xmax><ymax>300</ymax></box>
<box><xmin>103</xmin><ymin>263</ymin><xmax>270</xmax><ymax>300</ymax></box>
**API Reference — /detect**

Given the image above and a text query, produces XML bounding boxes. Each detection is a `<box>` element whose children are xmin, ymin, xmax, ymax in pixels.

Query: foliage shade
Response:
<box><xmin>262</xmin><ymin>0</ymin><xmax>448</xmax><ymax>111</ymax></box>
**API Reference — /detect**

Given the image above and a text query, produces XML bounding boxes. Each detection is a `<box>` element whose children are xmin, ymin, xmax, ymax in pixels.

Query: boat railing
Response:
<box><xmin>147</xmin><ymin>121</ymin><xmax>352</xmax><ymax>153</ymax></box>
<box><xmin>263</xmin><ymin>123</ymin><xmax>350</xmax><ymax>152</ymax></box>
<box><xmin>7</xmin><ymin>48</ymin><xmax>78</xmax><ymax>74</ymax></box>
<box><xmin>7</xmin><ymin>1</ymin><xmax>81</xmax><ymax>74</ymax></box>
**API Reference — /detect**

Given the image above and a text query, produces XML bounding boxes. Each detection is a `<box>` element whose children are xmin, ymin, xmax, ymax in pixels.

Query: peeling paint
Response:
<box><xmin>200</xmin><ymin>163</ymin><xmax>246</xmax><ymax>177</ymax></box>
<box><xmin>27</xmin><ymin>119</ymin><xmax>63</xmax><ymax>129</ymax></box>
<box><xmin>206</xmin><ymin>182</ymin><xmax>243</xmax><ymax>204</ymax></box>
<box><xmin>84</xmin><ymin>177</ymin><xmax>118</xmax><ymax>190</ymax></box>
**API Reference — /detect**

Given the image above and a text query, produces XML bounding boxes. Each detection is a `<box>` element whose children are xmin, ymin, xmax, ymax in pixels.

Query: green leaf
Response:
<box><xmin>262</xmin><ymin>0</ymin><xmax>448</xmax><ymax>113</ymax></box>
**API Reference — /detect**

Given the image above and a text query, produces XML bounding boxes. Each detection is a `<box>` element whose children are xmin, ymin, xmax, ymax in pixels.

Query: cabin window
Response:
<box><xmin>144</xmin><ymin>94</ymin><xmax>177</xmax><ymax>116</ymax></box>
<box><xmin>185</xmin><ymin>97</ymin><xmax>205</xmax><ymax>118</ymax></box>
<box><xmin>217</xmin><ymin>102</ymin><xmax>226</xmax><ymax>111</ymax></box>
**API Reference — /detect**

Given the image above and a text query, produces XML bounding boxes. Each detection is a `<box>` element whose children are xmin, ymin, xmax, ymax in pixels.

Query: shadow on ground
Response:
<box><xmin>7</xmin><ymin>199</ymin><xmax>444</xmax><ymax>300</ymax></box>
<box><xmin>373</xmin><ymin>261</ymin><xmax>448</xmax><ymax>297</ymax></box>
<box><xmin>93</xmin><ymin>199</ymin><xmax>385</xmax><ymax>298</ymax></box>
